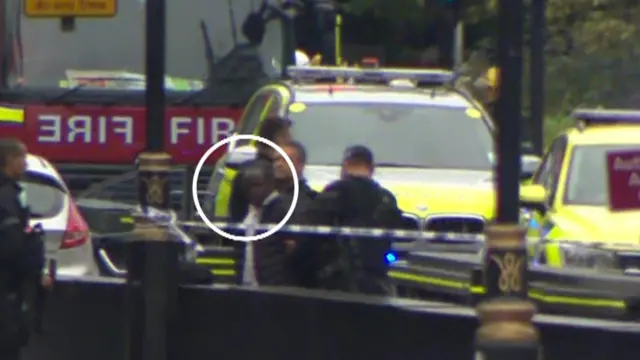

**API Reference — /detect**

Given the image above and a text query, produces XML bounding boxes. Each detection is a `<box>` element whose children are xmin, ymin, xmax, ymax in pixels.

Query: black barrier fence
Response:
<box><xmin>388</xmin><ymin>249</ymin><xmax>640</xmax><ymax>320</ymax></box>
<box><xmin>22</xmin><ymin>277</ymin><xmax>640</xmax><ymax>360</ymax></box>
<box><xmin>87</xmin><ymin>214</ymin><xmax>640</xmax><ymax>319</ymax></box>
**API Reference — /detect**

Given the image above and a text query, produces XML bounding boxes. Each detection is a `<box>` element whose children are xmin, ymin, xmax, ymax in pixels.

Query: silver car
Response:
<box><xmin>24</xmin><ymin>154</ymin><xmax>99</xmax><ymax>277</ymax></box>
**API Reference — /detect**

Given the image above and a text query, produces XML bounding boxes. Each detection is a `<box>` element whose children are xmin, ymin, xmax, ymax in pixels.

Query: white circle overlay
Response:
<box><xmin>192</xmin><ymin>134</ymin><xmax>299</xmax><ymax>242</ymax></box>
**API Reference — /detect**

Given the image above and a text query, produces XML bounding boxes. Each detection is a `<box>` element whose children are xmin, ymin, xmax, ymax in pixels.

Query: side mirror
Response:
<box><xmin>520</xmin><ymin>184</ymin><xmax>547</xmax><ymax>214</ymax></box>
<box><xmin>520</xmin><ymin>155</ymin><xmax>541</xmax><ymax>181</ymax></box>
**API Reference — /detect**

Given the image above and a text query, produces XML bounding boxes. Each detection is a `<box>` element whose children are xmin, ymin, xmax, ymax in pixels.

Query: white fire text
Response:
<box><xmin>170</xmin><ymin>117</ymin><xmax>235</xmax><ymax>145</ymax></box>
<box><xmin>37</xmin><ymin>115</ymin><xmax>134</xmax><ymax>144</ymax></box>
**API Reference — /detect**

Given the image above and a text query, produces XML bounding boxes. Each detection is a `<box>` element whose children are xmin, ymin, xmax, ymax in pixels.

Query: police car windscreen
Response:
<box><xmin>20</xmin><ymin>172</ymin><xmax>66</xmax><ymax>219</ymax></box>
<box><xmin>290</xmin><ymin>103</ymin><xmax>494</xmax><ymax>170</ymax></box>
<box><xmin>565</xmin><ymin>144</ymin><xmax>640</xmax><ymax>206</ymax></box>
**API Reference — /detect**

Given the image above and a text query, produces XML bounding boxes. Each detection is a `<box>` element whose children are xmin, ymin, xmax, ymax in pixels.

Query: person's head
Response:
<box><xmin>242</xmin><ymin>161</ymin><xmax>276</xmax><ymax>206</ymax></box>
<box><xmin>257</xmin><ymin>116</ymin><xmax>292</xmax><ymax>158</ymax></box>
<box><xmin>0</xmin><ymin>138</ymin><xmax>27</xmax><ymax>180</ymax></box>
<box><xmin>274</xmin><ymin>141</ymin><xmax>307</xmax><ymax>180</ymax></box>
<box><xmin>341</xmin><ymin>145</ymin><xmax>374</xmax><ymax>178</ymax></box>
<box><xmin>242</xmin><ymin>12</ymin><xmax>266</xmax><ymax>45</ymax></box>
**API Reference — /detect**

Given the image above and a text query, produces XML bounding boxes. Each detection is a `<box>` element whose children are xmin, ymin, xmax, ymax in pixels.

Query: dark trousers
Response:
<box><xmin>0</xmin><ymin>295</ymin><xmax>30</xmax><ymax>358</ymax></box>
<box><xmin>0</xmin><ymin>349</ymin><xmax>21</xmax><ymax>360</ymax></box>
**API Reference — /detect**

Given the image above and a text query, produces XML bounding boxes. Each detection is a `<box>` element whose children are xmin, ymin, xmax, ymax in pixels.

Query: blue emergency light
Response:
<box><xmin>384</xmin><ymin>251</ymin><xmax>398</xmax><ymax>264</ymax></box>
<box><xmin>571</xmin><ymin>108</ymin><xmax>640</xmax><ymax>125</ymax></box>
<box><xmin>286</xmin><ymin>66</ymin><xmax>454</xmax><ymax>87</ymax></box>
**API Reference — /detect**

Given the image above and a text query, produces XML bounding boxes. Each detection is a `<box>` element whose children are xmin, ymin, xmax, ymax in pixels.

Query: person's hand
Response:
<box><xmin>284</xmin><ymin>239</ymin><xmax>296</xmax><ymax>253</ymax></box>
<box><xmin>41</xmin><ymin>275</ymin><xmax>53</xmax><ymax>291</ymax></box>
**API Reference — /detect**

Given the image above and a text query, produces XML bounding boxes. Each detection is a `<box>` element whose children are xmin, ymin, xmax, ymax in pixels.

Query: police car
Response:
<box><xmin>24</xmin><ymin>154</ymin><xmax>98</xmax><ymax>277</ymax></box>
<box><xmin>208</xmin><ymin>66</ymin><xmax>541</xmax><ymax>238</ymax></box>
<box><xmin>521</xmin><ymin>109</ymin><xmax>640</xmax><ymax>273</ymax></box>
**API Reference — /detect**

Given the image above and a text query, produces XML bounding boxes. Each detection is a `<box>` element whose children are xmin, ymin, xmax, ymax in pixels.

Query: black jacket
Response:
<box><xmin>0</xmin><ymin>174</ymin><xmax>41</xmax><ymax>291</ymax></box>
<box><xmin>277</xmin><ymin>180</ymin><xmax>320</xmax><ymax>288</ymax></box>
<box><xmin>233</xmin><ymin>194</ymin><xmax>306</xmax><ymax>286</ymax></box>
<box><xmin>228</xmin><ymin>153</ymin><xmax>273</xmax><ymax>222</ymax></box>
<box><xmin>308</xmin><ymin>175</ymin><xmax>403</xmax><ymax>290</ymax></box>
<box><xmin>0</xmin><ymin>173</ymin><xmax>43</xmax><ymax>351</ymax></box>
<box><xmin>311</xmin><ymin>175</ymin><xmax>402</xmax><ymax>227</ymax></box>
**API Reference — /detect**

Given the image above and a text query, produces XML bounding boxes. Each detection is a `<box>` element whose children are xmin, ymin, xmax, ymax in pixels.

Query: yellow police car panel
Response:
<box><xmin>211</xmin><ymin>94</ymin><xmax>278</xmax><ymax>217</ymax></box>
<box><xmin>522</xmin><ymin>109</ymin><xmax>640</xmax><ymax>272</ymax></box>
<box><xmin>0</xmin><ymin>105</ymin><xmax>24</xmax><ymax>123</ymax></box>
<box><xmin>211</xmin><ymin>66</ymin><xmax>539</xmax><ymax>236</ymax></box>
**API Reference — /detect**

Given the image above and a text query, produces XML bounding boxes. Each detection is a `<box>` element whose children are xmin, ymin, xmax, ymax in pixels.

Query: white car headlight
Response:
<box><xmin>559</xmin><ymin>243</ymin><xmax>617</xmax><ymax>270</ymax></box>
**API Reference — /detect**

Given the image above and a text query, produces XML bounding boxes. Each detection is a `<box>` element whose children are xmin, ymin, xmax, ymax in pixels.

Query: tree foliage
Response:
<box><xmin>544</xmin><ymin>0</ymin><xmax>640</xmax><ymax>112</ymax></box>
<box><xmin>341</xmin><ymin>0</ymin><xmax>640</xmax><ymax>142</ymax></box>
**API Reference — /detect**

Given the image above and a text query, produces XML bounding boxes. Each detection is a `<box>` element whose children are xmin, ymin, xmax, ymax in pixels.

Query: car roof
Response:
<box><xmin>26</xmin><ymin>153</ymin><xmax>65</xmax><ymax>185</ymax></box>
<box><xmin>291</xmin><ymin>84</ymin><xmax>471</xmax><ymax>108</ymax></box>
<box><xmin>566</xmin><ymin>125</ymin><xmax>640</xmax><ymax>146</ymax></box>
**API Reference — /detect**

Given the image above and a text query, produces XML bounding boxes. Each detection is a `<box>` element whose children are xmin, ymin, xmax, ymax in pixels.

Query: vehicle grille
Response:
<box><xmin>617</xmin><ymin>253</ymin><xmax>640</xmax><ymax>271</ymax></box>
<box><xmin>399</xmin><ymin>213</ymin><xmax>421</xmax><ymax>230</ymax></box>
<box><xmin>425</xmin><ymin>216</ymin><xmax>485</xmax><ymax>234</ymax></box>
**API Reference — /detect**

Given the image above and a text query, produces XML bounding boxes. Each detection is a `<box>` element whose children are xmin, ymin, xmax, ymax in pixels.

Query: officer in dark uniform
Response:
<box><xmin>0</xmin><ymin>139</ymin><xmax>46</xmax><ymax>360</ymax></box>
<box><xmin>309</xmin><ymin>145</ymin><xmax>403</xmax><ymax>295</ymax></box>
<box><xmin>228</xmin><ymin>116</ymin><xmax>292</xmax><ymax>222</ymax></box>
<box><xmin>273</xmin><ymin>141</ymin><xmax>319</xmax><ymax>288</ymax></box>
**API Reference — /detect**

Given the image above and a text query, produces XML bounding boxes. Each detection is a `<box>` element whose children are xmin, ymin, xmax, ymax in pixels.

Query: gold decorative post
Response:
<box><xmin>476</xmin><ymin>0</ymin><xmax>541</xmax><ymax>357</ymax></box>
<box><xmin>475</xmin><ymin>224</ymin><xmax>540</xmax><ymax>360</ymax></box>
<box><xmin>126</xmin><ymin>152</ymin><xmax>179</xmax><ymax>360</ymax></box>
<box><xmin>137</xmin><ymin>152</ymin><xmax>171</xmax><ymax>211</ymax></box>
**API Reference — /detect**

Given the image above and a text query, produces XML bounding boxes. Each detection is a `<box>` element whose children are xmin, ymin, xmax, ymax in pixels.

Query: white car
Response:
<box><xmin>24</xmin><ymin>154</ymin><xmax>98</xmax><ymax>276</ymax></box>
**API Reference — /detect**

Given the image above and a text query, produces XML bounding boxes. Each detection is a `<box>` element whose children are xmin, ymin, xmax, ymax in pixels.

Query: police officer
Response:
<box><xmin>228</xmin><ymin>116</ymin><xmax>292</xmax><ymax>222</ymax></box>
<box><xmin>273</xmin><ymin>140</ymin><xmax>317</xmax><ymax>204</ymax></box>
<box><xmin>0</xmin><ymin>139</ymin><xmax>46</xmax><ymax>360</ymax></box>
<box><xmin>273</xmin><ymin>141</ymin><xmax>319</xmax><ymax>288</ymax></box>
<box><xmin>310</xmin><ymin>145</ymin><xmax>402</xmax><ymax>294</ymax></box>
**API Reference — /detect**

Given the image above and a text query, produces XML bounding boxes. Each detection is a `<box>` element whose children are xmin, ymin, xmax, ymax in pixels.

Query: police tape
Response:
<box><xmin>177</xmin><ymin>220</ymin><xmax>486</xmax><ymax>242</ymax></box>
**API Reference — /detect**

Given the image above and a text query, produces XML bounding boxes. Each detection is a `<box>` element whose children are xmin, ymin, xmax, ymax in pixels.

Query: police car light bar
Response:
<box><xmin>286</xmin><ymin>66</ymin><xmax>454</xmax><ymax>86</ymax></box>
<box><xmin>571</xmin><ymin>108</ymin><xmax>640</xmax><ymax>124</ymax></box>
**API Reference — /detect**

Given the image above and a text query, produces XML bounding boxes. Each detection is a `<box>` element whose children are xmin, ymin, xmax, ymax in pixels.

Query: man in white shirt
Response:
<box><xmin>239</xmin><ymin>161</ymin><xmax>292</xmax><ymax>287</ymax></box>
<box><xmin>241</xmin><ymin>191</ymin><xmax>279</xmax><ymax>286</ymax></box>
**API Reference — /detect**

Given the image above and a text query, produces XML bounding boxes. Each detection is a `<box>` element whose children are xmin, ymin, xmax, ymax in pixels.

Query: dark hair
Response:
<box><xmin>242</xmin><ymin>12</ymin><xmax>266</xmax><ymax>45</ymax></box>
<box><xmin>0</xmin><ymin>138</ymin><xmax>24</xmax><ymax>167</ymax></box>
<box><xmin>343</xmin><ymin>145</ymin><xmax>374</xmax><ymax>166</ymax></box>
<box><xmin>242</xmin><ymin>160</ymin><xmax>275</xmax><ymax>187</ymax></box>
<box><xmin>258</xmin><ymin>116</ymin><xmax>292</xmax><ymax>141</ymax></box>
<box><xmin>283</xmin><ymin>140</ymin><xmax>307</xmax><ymax>164</ymax></box>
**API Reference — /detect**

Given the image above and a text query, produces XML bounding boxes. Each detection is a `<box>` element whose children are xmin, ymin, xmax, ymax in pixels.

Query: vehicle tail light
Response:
<box><xmin>60</xmin><ymin>201</ymin><xmax>90</xmax><ymax>249</ymax></box>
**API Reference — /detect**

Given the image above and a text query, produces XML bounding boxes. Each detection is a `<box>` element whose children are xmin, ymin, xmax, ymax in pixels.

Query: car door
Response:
<box><xmin>533</xmin><ymin>135</ymin><xmax>568</xmax><ymax>217</ymax></box>
<box><xmin>232</xmin><ymin>88</ymin><xmax>280</xmax><ymax>149</ymax></box>
<box><xmin>525</xmin><ymin>136</ymin><xmax>568</xmax><ymax>235</ymax></box>
<box><xmin>527</xmin><ymin>136</ymin><xmax>568</xmax><ymax>264</ymax></box>
<box><xmin>247</xmin><ymin>87</ymin><xmax>286</xmax><ymax>141</ymax></box>
<box><xmin>208</xmin><ymin>87</ymin><xmax>281</xmax><ymax>217</ymax></box>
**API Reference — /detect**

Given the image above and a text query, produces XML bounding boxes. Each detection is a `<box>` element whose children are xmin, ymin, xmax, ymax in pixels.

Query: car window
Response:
<box><xmin>532</xmin><ymin>136</ymin><xmax>567</xmax><ymax>207</ymax></box>
<box><xmin>235</xmin><ymin>91</ymin><xmax>281</xmax><ymax>147</ymax></box>
<box><xmin>565</xmin><ymin>144</ymin><xmax>640</xmax><ymax>206</ymax></box>
<box><xmin>288</xmin><ymin>103</ymin><xmax>494</xmax><ymax>170</ymax></box>
<box><xmin>20</xmin><ymin>172</ymin><xmax>66</xmax><ymax>219</ymax></box>
<box><xmin>533</xmin><ymin>137</ymin><xmax>566</xmax><ymax>191</ymax></box>
<box><xmin>237</xmin><ymin>92</ymin><xmax>275</xmax><ymax>135</ymax></box>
